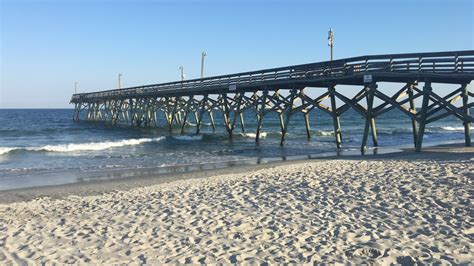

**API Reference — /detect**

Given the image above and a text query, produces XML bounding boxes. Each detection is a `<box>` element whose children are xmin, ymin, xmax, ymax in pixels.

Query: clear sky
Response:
<box><xmin>1</xmin><ymin>0</ymin><xmax>473</xmax><ymax>108</ymax></box>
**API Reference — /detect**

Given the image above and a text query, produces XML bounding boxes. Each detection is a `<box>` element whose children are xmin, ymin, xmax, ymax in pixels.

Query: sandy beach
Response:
<box><xmin>0</xmin><ymin>145</ymin><xmax>472</xmax><ymax>264</ymax></box>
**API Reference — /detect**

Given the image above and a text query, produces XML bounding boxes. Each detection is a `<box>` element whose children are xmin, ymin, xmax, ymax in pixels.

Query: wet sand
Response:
<box><xmin>0</xmin><ymin>145</ymin><xmax>472</xmax><ymax>263</ymax></box>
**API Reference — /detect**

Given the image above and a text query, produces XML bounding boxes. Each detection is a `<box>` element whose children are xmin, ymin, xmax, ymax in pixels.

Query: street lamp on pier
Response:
<box><xmin>201</xmin><ymin>51</ymin><xmax>207</xmax><ymax>79</ymax></box>
<box><xmin>179</xmin><ymin>66</ymin><xmax>186</xmax><ymax>81</ymax></box>
<box><xmin>328</xmin><ymin>27</ymin><xmax>334</xmax><ymax>61</ymax></box>
<box><xmin>118</xmin><ymin>73</ymin><xmax>123</xmax><ymax>89</ymax></box>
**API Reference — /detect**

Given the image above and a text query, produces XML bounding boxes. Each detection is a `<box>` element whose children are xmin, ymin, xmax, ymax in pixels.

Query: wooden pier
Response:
<box><xmin>71</xmin><ymin>50</ymin><xmax>474</xmax><ymax>152</ymax></box>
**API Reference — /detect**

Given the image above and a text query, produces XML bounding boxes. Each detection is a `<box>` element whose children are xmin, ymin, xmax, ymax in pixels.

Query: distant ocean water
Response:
<box><xmin>0</xmin><ymin>108</ymin><xmax>469</xmax><ymax>190</ymax></box>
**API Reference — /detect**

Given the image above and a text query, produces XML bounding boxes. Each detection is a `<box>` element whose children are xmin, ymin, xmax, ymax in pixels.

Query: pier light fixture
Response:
<box><xmin>74</xmin><ymin>82</ymin><xmax>78</xmax><ymax>94</ymax></box>
<box><xmin>118</xmin><ymin>73</ymin><xmax>123</xmax><ymax>89</ymax></box>
<box><xmin>179</xmin><ymin>66</ymin><xmax>185</xmax><ymax>81</ymax></box>
<box><xmin>328</xmin><ymin>27</ymin><xmax>334</xmax><ymax>61</ymax></box>
<box><xmin>201</xmin><ymin>51</ymin><xmax>207</xmax><ymax>79</ymax></box>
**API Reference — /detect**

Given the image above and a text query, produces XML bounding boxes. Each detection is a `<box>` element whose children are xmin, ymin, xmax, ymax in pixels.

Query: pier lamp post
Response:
<box><xmin>179</xmin><ymin>66</ymin><xmax>185</xmax><ymax>81</ymax></box>
<box><xmin>118</xmin><ymin>73</ymin><xmax>123</xmax><ymax>89</ymax></box>
<box><xmin>201</xmin><ymin>51</ymin><xmax>207</xmax><ymax>79</ymax></box>
<box><xmin>74</xmin><ymin>82</ymin><xmax>78</xmax><ymax>94</ymax></box>
<box><xmin>328</xmin><ymin>27</ymin><xmax>334</xmax><ymax>61</ymax></box>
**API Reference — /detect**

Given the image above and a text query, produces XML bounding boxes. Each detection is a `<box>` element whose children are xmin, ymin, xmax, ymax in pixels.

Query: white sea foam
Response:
<box><xmin>185</xmin><ymin>122</ymin><xmax>211</xmax><ymax>127</ymax></box>
<box><xmin>4</xmin><ymin>167</ymin><xmax>47</xmax><ymax>173</ymax></box>
<box><xmin>240</xmin><ymin>132</ymin><xmax>267</xmax><ymax>139</ymax></box>
<box><xmin>37</xmin><ymin>137</ymin><xmax>165</xmax><ymax>152</ymax></box>
<box><xmin>441</xmin><ymin>126</ymin><xmax>464</xmax><ymax>131</ymax></box>
<box><xmin>0</xmin><ymin>147</ymin><xmax>17</xmax><ymax>155</ymax></box>
<box><xmin>172</xmin><ymin>135</ymin><xmax>203</xmax><ymax>141</ymax></box>
<box><xmin>316</xmin><ymin>130</ymin><xmax>334</xmax><ymax>137</ymax></box>
<box><xmin>0</xmin><ymin>137</ymin><xmax>165</xmax><ymax>156</ymax></box>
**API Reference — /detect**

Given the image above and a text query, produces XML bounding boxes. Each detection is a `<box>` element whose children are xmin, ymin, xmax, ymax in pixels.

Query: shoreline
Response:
<box><xmin>0</xmin><ymin>142</ymin><xmax>471</xmax><ymax>204</ymax></box>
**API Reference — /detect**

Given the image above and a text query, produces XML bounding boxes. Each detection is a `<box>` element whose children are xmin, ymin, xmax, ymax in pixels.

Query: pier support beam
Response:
<box><xmin>221</xmin><ymin>93</ymin><xmax>234</xmax><ymax>138</ymax></box>
<box><xmin>361</xmin><ymin>83</ymin><xmax>377</xmax><ymax>153</ymax></box>
<box><xmin>234</xmin><ymin>93</ymin><xmax>244</xmax><ymax>135</ymax></box>
<box><xmin>415</xmin><ymin>81</ymin><xmax>432</xmax><ymax>152</ymax></box>
<box><xmin>153</xmin><ymin>110</ymin><xmax>158</xmax><ymax>127</ymax></box>
<box><xmin>164</xmin><ymin>97</ymin><xmax>176</xmax><ymax>131</ymax></box>
<box><xmin>278</xmin><ymin>112</ymin><xmax>284</xmax><ymax>132</ymax></box>
<box><xmin>407</xmin><ymin>83</ymin><xmax>419</xmax><ymax>148</ymax></box>
<box><xmin>300</xmin><ymin>91</ymin><xmax>311</xmax><ymax>140</ymax></box>
<box><xmin>196</xmin><ymin>95</ymin><xmax>208</xmax><ymax>134</ymax></box>
<box><xmin>181</xmin><ymin>96</ymin><xmax>194</xmax><ymax>134</ymax></box>
<box><xmin>328</xmin><ymin>84</ymin><xmax>342</xmax><ymax>149</ymax></box>
<box><xmin>371</xmin><ymin>116</ymin><xmax>378</xmax><ymax>147</ymax></box>
<box><xmin>174</xmin><ymin>112</ymin><xmax>181</xmax><ymax>126</ymax></box>
<box><xmin>103</xmin><ymin>101</ymin><xmax>110</xmax><ymax>125</ymax></box>
<box><xmin>73</xmin><ymin>102</ymin><xmax>81</xmax><ymax>121</ymax></box>
<box><xmin>239</xmin><ymin>113</ymin><xmax>245</xmax><ymax>133</ymax></box>
<box><xmin>208</xmin><ymin>110</ymin><xmax>216</xmax><ymax>131</ymax></box>
<box><xmin>280</xmin><ymin>89</ymin><xmax>297</xmax><ymax>146</ymax></box>
<box><xmin>256</xmin><ymin>90</ymin><xmax>268</xmax><ymax>142</ymax></box>
<box><xmin>304</xmin><ymin>112</ymin><xmax>311</xmax><ymax>140</ymax></box>
<box><xmin>129</xmin><ymin>99</ymin><xmax>135</xmax><ymax>126</ymax></box>
<box><xmin>462</xmin><ymin>84</ymin><xmax>471</xmax><ymax>146</ymax></box>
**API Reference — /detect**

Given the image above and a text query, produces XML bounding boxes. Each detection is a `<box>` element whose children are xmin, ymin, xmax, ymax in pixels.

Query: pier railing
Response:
<box><xmin>71</xmin><ymin>50</ymin><xmax>474</xmax><ymax>101</ymax></box>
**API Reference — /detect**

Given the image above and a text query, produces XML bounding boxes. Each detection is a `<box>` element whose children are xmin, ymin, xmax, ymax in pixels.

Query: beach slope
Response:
<box><xmin>0</xmin><ymin>146</ymin><xmax>473</xmax><ymax>264</ymax></box>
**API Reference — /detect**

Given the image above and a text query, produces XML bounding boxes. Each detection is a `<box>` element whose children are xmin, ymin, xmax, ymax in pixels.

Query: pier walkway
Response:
<box><xmin>71</xmin><ymin>50</ymin><xmax>474</xmax><ymax>152</ymax></box>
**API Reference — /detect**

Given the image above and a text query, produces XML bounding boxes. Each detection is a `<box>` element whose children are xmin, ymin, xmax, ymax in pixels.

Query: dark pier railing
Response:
<box><xmin>71</xmin><ymin>50</ymin><xmax>474</xmax><ymax>152</ymax></box>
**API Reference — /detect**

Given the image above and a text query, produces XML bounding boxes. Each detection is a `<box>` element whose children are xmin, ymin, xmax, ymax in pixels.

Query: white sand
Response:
<box><xmin>0</xmin><ymin>150</ymin><xmax>473</xmax><ymax>264</ymax></box>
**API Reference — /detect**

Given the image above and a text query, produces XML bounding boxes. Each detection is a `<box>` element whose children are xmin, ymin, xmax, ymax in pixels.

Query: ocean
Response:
<box><xmin>0</xmin><ymin>108</ymin><xmax>468</xmax><ymax>190</ymax></box>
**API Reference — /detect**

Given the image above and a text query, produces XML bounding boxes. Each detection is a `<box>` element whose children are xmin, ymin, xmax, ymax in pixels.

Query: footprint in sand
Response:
<box><xmin>396</xmin><ymin>255</ymin><xmax>416</xmax><ymax>264</ymax></box>
<box><xmin>352</xmin><ymin>247</ymin><xmax>383</xmax><ymax>259</ymax></box>
<box><xmin>345</xmin><ymin>244</ymin><xmax>385</xmax><ymax>260</ymax></box>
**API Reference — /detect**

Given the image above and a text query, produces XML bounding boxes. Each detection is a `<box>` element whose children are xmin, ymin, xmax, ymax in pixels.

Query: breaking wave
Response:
<box><xmin>0</xmin><ymin>137</ymin><xmax>165</xmax><ymax>156</ymax></box>
<box><xmin>0</xmin><ymin>147</ymin><xmax>17</xmax><ymax>156</ymax></box>
<box><xmin>379</xmin><ymin>126</ymin><xmax>465</xmax><ymax>135</ymax></box>
<box><xmin>172</xmin><ymin>135</ymin><xmax>203</xmax><ymax>141</ymax></box>
<box><xmin>315</xmin><ymin>130</ymin><xmax>335</xmax><ymax>137</ymax></box>
<box><xmin>240</xmin><ymin>132</ymin><xmax>267</xmax><ymax>139</ymax></box>
<box><xmin>439</xmin><ymin>126</ymin><xmax>464</xmax><ymax>131</ymax></box>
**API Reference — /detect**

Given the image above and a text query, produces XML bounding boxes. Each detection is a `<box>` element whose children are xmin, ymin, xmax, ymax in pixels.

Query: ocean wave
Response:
<box><xmin>0</xmin><ymin>137</ymin><xmax>165</xmax><ymax>156</ymax></box>
<box><xmin>0</xmin><ymin>166</ymin><xmax>50</xmax><ymax>173</ymax></box>
<box><xmin>185</xmin><ymin>122</ymin><xmax>212</xmax><ymax>127</ymax></box>
<box><xmin>425</xmin><ymin>126</ymin><xmax>465</xmax><ymax>133</ymax></box>
<box><xmin>440</xmin><ymin>126</ymin><xmax>464</xmax><ymax>131</ymax></box>
<box><xmin>391</xmin><ymin>128</ymin><xmax>413</xmax><ymax>134</ymax></box>
<box><xmin>376</xmin><ymin>128</ymin><xmax>412</xmax><ymax>135</ymax></box>
<box><xmin>315</xmin><ymin>130</ymin><xmax>334</xmax><ymax>137</ymax></box>
<box><xmin>172</xmin><ymin>135</ymin><xmax>203</xmax><ymax>141</ymax></box>
<box><xmin>380</xmin><ymin>126</ymin><xmax>464</xmax><ymax>135</ymax></box>
<box><xmin>0</xmin><ymin>147</ymin><xmax>17</xmax><ymax>155</ymax></box>
<box><xmin>240</xmin><ymin>132</ymin><xmax>267</xmax><ymax>139</ymax></box>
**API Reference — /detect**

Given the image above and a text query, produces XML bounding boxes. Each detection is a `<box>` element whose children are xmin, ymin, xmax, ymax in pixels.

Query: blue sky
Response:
<box><xmin>1</xmin><ymin>0</ymin><xmax>473</xmax><ymax>108</ymax></box>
